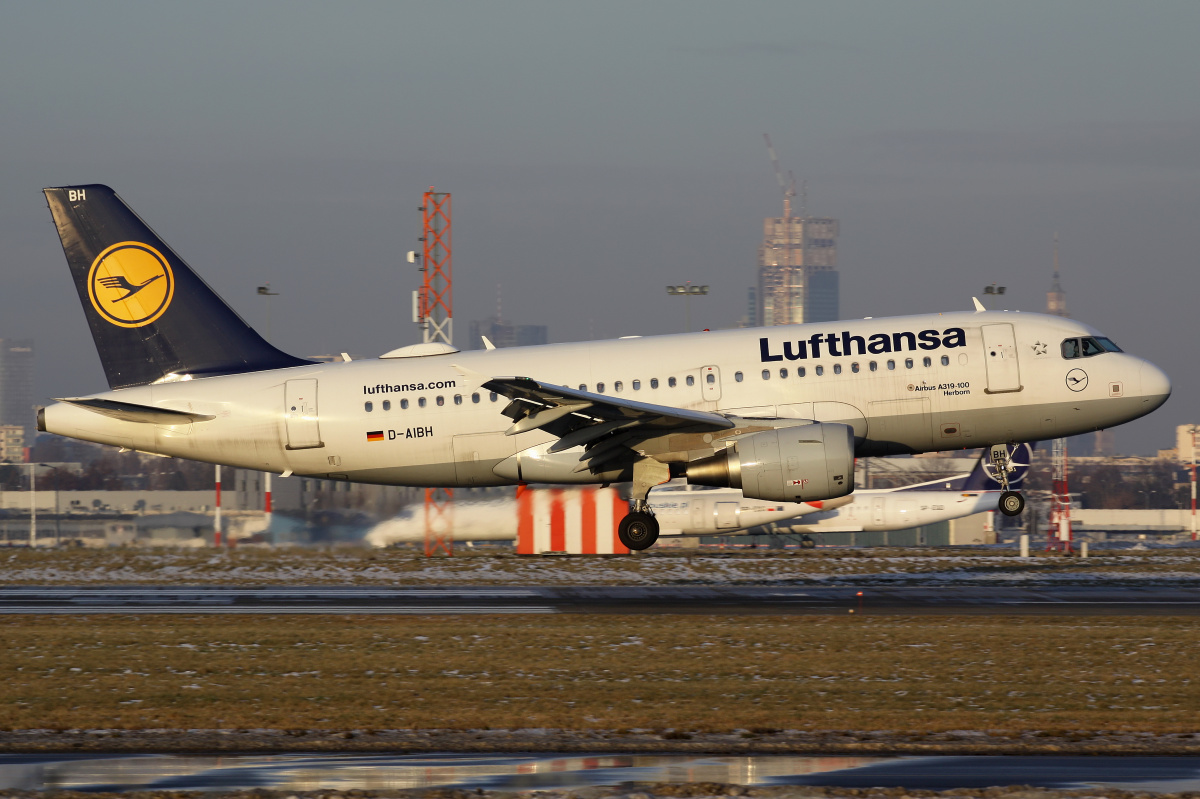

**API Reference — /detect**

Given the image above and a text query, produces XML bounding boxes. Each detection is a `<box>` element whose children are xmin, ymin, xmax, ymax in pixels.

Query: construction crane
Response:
<box><xmin>763</xmin><ymin>133</ymin><xmax>796</xmax><ymax>219</ymax></box>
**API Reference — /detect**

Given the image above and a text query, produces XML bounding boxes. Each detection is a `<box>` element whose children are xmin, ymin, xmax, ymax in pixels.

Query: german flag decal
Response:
<box><xmin>366</xmin><ymin>431</ymin><xmax>384</xmax><ymax>442</ymax></box>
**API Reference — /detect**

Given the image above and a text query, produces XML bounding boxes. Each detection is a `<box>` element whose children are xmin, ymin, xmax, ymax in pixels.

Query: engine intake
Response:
<box><xmin>687</xmin><ymin>422</ymin><xmax>855</xmax><ymax>502</ymax></box>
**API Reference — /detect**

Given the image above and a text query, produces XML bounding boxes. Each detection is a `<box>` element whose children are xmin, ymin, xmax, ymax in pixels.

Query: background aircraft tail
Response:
<box><xmin>958</xmin><ymin>442</ymin><xmax>1034</xmax><ymax>491</ymax></box>
<box><xmin>895</xmin><ymin>442</ymin><xmax>1034</xmax><ymax>492</ymax></box>
<box><xmin>44</xmin><ymin>184</ymin><xmax>311</xmax><ymax>390</ymax></box>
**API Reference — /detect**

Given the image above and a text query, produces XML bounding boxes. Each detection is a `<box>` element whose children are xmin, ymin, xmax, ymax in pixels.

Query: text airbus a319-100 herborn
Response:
<box><xmin>38</xmin><ymin>185</ymin><xmax>1171</xmax><ymax>550</ymax></box>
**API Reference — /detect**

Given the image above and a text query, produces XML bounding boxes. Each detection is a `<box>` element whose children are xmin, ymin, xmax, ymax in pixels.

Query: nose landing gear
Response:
<box><xmin>992</xmin><ymin>444</ymin><xmax>1026</xmax><ymax>517</ymax></box>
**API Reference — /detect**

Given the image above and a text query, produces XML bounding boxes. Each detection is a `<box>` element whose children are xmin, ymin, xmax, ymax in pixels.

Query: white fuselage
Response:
<box><xmin>43</xmin><ymin>310</ymin><xmax>1169</xmax><ymax>490</ymax></box>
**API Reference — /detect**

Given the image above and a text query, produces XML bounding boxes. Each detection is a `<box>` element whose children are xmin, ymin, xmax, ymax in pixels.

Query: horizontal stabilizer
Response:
<box><xmin>56</xmin><ymin>397</ymin><xmax>215</xmax><ymax>425</ymax></box>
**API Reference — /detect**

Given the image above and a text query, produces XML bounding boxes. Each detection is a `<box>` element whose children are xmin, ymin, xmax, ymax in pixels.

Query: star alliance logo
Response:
<box><xmin>1031</xmin><ymin>341</ymin><xmax>1048</xmax><ymax>356</ymax></box>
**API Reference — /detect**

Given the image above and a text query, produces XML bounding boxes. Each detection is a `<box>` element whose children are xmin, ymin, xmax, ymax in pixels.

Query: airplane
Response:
<box><xmin>365</xmin><ymin>443</ymin><xmax>1033</xmax><ymax>547</ymax></box>
<box><xmin>38</xmin><ymin>185</ymin><xmax>1170</xmax><ymax>551</ymax></box>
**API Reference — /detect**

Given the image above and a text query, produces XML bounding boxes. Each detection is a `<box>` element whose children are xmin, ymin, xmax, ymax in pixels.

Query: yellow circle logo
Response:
<box><xmin>87</xmin><ymin>242</ymin><xmax>174</xmax><ymax>328</ymax></box>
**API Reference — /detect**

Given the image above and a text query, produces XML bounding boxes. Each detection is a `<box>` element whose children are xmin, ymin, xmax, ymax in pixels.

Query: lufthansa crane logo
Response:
<box><xmin>1065</xmin><ymin>368</ymin><xmax>1088</xmax><ymax>392</ymax></box>
<box><xmin>87</xmin><ymin>242</ymin><xmax>174</xmax><ymax>328</ymax></box>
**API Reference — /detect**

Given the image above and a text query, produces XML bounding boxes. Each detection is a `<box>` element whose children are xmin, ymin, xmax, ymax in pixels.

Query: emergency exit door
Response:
<box><xmin>701</xmin><ymin>365</ymin><xmax>722</xmax><ymax>401</ymax></box>
<box><xmin>981</xmin><ymin>323</ymin><xmax>1023</xmax><ymax>393</ymax></box>
<box><xmin>284</xmin><ymin>379</ymin><xmax>323</xmax><ymax>450</ymax></box>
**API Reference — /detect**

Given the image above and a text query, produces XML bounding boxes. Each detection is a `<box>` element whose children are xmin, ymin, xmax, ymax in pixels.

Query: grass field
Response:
<box><xmin>3</xmin><ymin>614</ymin><xmax>1196</xmax><ymax>735</ymax></box>
<box><xmin>2</xmin><ymin>546</ymin><xmax>1200</xmax><ymax>586</ymax></box>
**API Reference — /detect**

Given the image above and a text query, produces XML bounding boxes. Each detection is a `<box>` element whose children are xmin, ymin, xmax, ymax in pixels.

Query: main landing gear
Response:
<box><xmin>617</xmin><ymin>458</ymin><xmax>669</xmax><ymax>551</ymax></box>
<box><xmin>991</xmin><ymin>444</ymin><xmax>1026</xmax><ymax>517</ymax></box>
<box><xmin>618</xmin><ymin>501</ymin><xmax>660</xmax><ymax>551</ymax></box>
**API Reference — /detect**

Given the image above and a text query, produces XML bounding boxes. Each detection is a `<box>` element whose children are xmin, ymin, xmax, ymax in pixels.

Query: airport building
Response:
<box><xmin>0</xmin><ymin>339</ymin><xmax>34</xmax><ymax>441</ymax></box>
<box><xmin>755</xmin><ymin>216</ymin><xmax>839</xmax><ymax>326</ymax></box>
<box><xmin>0</xmin><ymin>425</ymin><xmax>24</xmax><ymax>463</ymax></box>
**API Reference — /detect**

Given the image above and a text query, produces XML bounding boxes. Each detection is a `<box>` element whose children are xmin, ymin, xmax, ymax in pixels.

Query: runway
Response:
<box><xmin>0</xmin><ymin>584</ymin><xmax>1198</xmax><ymax>614</ymax></box>
<box><xmin>2</xmin><ymin>752</ymin><xmax>1200</xmax><ymax>793</ymax></box>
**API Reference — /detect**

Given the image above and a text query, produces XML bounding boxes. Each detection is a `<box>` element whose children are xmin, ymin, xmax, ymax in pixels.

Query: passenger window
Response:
<box><xmin>668</xmin><ymin>377</ymin><xmax>677</xmax><ymax>388</ymax></box>
<box><xmin>489</xmin><ymin>392</ymin><xmax>498</xmax><ymax>402</ymax></box>
<box><xmin>401</xmin><ymin>398</ymin><xmax>410</xmax><ymax>410</ymax></box>
<box><xmin>887</xmin><ymin>360</ymin><xmax>895</xmax><ymax>370</ymax></box>
<box><xmin>650</xmin><ymin>378</ymin><xmax>659</xmax><ymax>389</ymax></box>
<box><xmin>815</xmin><ymin>365</ymin><xmax>824</xmax><ymax>376</ymax></box>
<box><xmin>579</xmin><ymin>384</ymin><xmax>587</xmax><ymax>391</ymax></box>
<box><xmin>470</xmin><ymin>393</ymin><xmax>479</xmax><ymax>404</ymax></box>
<box><xmin>706</xmin><ymin>373</ymin><xmax>715</xmax><ymax>384</ymax></box>
<box><xmin>418</xmin><ymin>397</ymin><xmax>427</xmax><ymax>408</ymax></box>
<box><xmin>454</xmin><ymin>395</ymin><xmax>463</xmax><ymax>405</ymax></box>
<box><xmin>905</xmin><ymin>358</ymin><xmax>914</xmax><ymax>369</ymax></box>
<box><xmin>632</xmin><ymin>380</ymin><xmax>641</xmax><ymax>390</ymax></box>
<box><xmin>869</xmin><ymin>361</ymin><xmax>878</xmax><ymax>372</ymax></box>
<box><xmin>686</xmin><ymin>375</ymin><xmax>695</xmax><ymax>387</ymax></box>
<box><xmin>940</xmin><ymin>355</ymin><xmax>949</xmax><ymax>366</ymax></box>
<box><xmin>779</xmin><ymin>368</ymin><xmax>788</xmax><ymax>378</ymax></box>
<box><xmin>382</xmin><ymin>400</ymin><xmax>391</xmax><ymax>411</ymax></box>
<box><xmin>923</xmin><ymin>357</ymin><xmax>931</xmax><ymax>367</ymax></box>
<box><xmin>596</xmin><ymin>382</ymin><xmax>605</xmax><ymax>393</ymax></box>
<box><xmin>851</xmin><ymin>362</ymin><xmax>860</xmax><ymax>373</ymax></box>
<box><xmin>614</xmin><ymin>381</ymin><xmax>623</xmax><ymax>392</ymax></box>
<box><xmin>364</xmin><ymin>401</ymin><xmax>373</xmax><ymax>412</ymax></box>
<box><xmin>797</xmin><ymin>367</ymin><xmax>805</xmax><ymax>377</ymax></box>
<box><xmin>833</xmin><ymin>363</ymin><xmax>842</xmax><ymax>375</ymax></box>
<box><xmin>735</xmin><ymin>371</ymin><xmax>743</xmax><ymax>382</ymax></box>
<box><xmin>436</xmin><ymin>396</ymin><xmax>445</xmax><ymax>406</ymax></box>
<box><xmin>1061</xmin><ymin>339</ymin><xmax>1081</xmax><ymax>359</ymax></box>
<box><xmin>761</xmin><ymin>369</ymin><xmax>770</xmax><ymax>380</ymax></box>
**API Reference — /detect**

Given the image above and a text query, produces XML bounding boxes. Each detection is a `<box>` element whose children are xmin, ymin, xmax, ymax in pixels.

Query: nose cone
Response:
<box><xmin>1140</xmin><ymin>360</ymin><xmax>1172</xmax><ymax>410</ymax></box>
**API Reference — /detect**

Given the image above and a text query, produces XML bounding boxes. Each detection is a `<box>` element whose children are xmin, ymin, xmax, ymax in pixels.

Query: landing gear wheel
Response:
<box><xmin>618</xmin><ymin>511</ymin><xmax>660</xmax><ymax>551</ymax></box>
<box><xmin>999</xmin><ymin>491</ymin><xmax>1025</xmax><ymax>517</ymax></box>
<box><xmin>800</xmin><ymin>535</ymin><xmax>816</xmax><ymax>549</ymax></box>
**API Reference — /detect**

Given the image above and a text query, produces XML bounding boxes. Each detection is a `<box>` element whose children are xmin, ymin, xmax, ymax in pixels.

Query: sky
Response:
<box><xmin>1</xmin><ymin>0</ymin><xmax>1196</xmax><ymax>454</ymax></box>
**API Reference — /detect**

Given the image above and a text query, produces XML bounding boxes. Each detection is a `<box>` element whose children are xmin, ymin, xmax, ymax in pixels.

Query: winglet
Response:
<box><xmin>481</xmin><ymin>336</ymin><xmax>496</xmax><ymax>351</ymax></box>
<box><xmin>972</xmin><ymin>297</ymin><xmax>986</xmax><ymax>312</ymax></box>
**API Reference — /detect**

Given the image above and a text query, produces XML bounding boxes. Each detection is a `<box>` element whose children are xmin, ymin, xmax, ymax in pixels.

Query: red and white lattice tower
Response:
<box><xmin>1047</xmin><ymin>437</ymin><xmax>1073</xmax><ymax>552</ymax></box>
<box><xmin>418</xmin><ymin>188</ymin><xmax>453</xmax><ymax>556</ymax></box>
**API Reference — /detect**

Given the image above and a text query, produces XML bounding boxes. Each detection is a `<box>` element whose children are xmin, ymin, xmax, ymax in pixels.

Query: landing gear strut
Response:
<box><xmin>991</xmin><ymin>444</ymin><xmax>1026</xmax><ymax>517</ymax></box>
<box><xmin>617</xmin><ymin>458</ymin><xmax>668</xmax><ymax>551</ymax></box>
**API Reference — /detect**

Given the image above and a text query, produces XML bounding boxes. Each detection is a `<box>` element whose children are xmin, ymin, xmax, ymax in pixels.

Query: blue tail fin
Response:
<box><xmin>44</xmin><ymin>185</ymin><xmax>313</xmax><ymax>390</ymax></box>
<box><xmin>957</xmin><ymin>442</ymin><xmax>1035</xmax><ymax>491</ymax></box>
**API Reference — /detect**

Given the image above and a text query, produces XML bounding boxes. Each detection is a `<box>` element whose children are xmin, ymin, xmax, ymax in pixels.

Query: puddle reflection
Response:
<box><xmin>0</xmin><ymin>753</ymin><xmax>890</xmax><ymax>793</ymax></box>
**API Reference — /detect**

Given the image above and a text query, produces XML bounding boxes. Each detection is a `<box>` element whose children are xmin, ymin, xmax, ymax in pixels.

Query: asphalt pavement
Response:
<box><xmin>0</xmin><ymin>584</ymin><xmax>1198</xmax><ymax>614</ymax></box>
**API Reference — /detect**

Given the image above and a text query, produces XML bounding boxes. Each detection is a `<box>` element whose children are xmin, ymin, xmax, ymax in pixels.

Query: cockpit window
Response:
<box><xmin>1062</xmin><ymin>336</ymin><xmax>1123</xmax><ymax>359</ymax></box>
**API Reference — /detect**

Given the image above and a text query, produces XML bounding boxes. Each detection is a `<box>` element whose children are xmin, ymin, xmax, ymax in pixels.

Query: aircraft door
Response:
<box><xmin>701</xmin><ymin>366</ymin><xmax>722</xmax><ymax>401</ymax></box>
<box><xmin>715</xmin><ymin>501</ymin><xmax>739</xmax><ymax>529</ymax></box>
<box><xmin>690</xmin><ymin>495</ymin><xmax>708</xmax><ymax>530</ymax></box>
<box><xmin>981</xmin><ymin>323</ymin><xmax>1023</xmax><ymax>393</ymax></box>
<box><xmin>284</xmin><ymin>379</ymin><xmax>323</xmax><ymax>450</ymax></box>
<box><xmin>872</xmin><ymin>497</ymin><xmax>886</xmax><ymax>526</ymax></box>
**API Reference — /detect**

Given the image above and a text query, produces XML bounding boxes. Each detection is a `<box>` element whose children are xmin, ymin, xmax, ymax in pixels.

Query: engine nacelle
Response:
<box><xmin>686</xmin><ymin>422</ymin><xmax>855</xmax><ymax>503</ymax></box>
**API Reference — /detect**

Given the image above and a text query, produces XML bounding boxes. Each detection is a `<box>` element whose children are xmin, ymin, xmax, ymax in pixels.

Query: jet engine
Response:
<box><xmin>686</xmin><ymin>422</ymin><xmax>855</xmax><ymax>503</ymax></box>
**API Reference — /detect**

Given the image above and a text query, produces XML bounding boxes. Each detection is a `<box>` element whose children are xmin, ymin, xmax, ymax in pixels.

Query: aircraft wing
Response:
<box><xmin>482</xmin><ymin>376</ymin><xmax>735</xmax><ymax>471</ymax></box>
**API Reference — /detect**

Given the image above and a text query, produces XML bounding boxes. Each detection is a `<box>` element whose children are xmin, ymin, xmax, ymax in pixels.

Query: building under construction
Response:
<box><xmin>754</xmin><ymin>136</ymin><xmax>840</xmax><ymax>327</ymax></box>
<box><xmin>756</xmin><ymin>216</ymin><xmax>839</xmax><ymax>326</ymax></box>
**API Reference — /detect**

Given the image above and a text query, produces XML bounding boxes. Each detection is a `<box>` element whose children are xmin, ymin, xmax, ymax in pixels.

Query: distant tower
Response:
<box><xmin>0</xmin><ymin>339</ymin><xmax>34</xmax><ymax>441</ymax></box>
<box><xmin>1046</xmin><ymin>233</ymin><xmax>1068</xmax><ymax>318</ymax></box>
<box><xmin>757</xmin><ymin>136</ymin><xmax>839</xmax><ymax>326</ymax></box>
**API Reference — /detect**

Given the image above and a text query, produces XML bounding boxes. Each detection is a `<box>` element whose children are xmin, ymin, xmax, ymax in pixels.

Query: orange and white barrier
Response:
<box><xmin>516</xmin><ymin>486</ymin><xmax>630</xmax><ymax>555</ymax></box>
